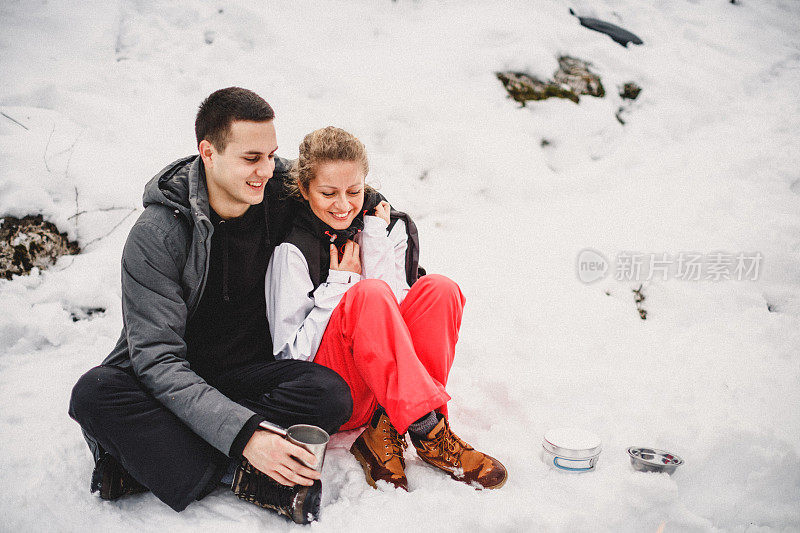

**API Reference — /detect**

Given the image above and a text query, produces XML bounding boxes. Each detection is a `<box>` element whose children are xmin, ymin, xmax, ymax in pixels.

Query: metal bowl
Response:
<box><xmin>627</xmin><ymin>447</ymin><xmax>684</xmax><ymax>475</ymax></box>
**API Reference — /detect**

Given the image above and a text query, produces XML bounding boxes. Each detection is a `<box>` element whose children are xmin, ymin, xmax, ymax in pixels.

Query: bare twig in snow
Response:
<box><xmin>43</xmin><ymin>124</ymin><xmax>55</xmax><ymax>172</ymax></box>
<box><xmin>52</xmin><ymin>129</ymin><xmax>84</xmax><ymax>161</ymax></box>
<box><xmin>1</xmin><ymin>112</ymin><xmax>29</xmax><ymax>130</ymax></box>
<box><xmin>83</xmin><ymin>208</ymin><xmax>138</xmax><ymax>247</ymax></box>
<box><xmin>632</xmin><ymin>284</ymin><xmax>647</xmax><ymax>320</ymax></box>
<box><xmin>73</xmin><ymin>186</ymin><xmax>81</xmax><ymax>240</ymax></box>
<box><xmin>68</xmin><ymin>206</ymin><xmax>134</xmax><ymax>220</ymax></box>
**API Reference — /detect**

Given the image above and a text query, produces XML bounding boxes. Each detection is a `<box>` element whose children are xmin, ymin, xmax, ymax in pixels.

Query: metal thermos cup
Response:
<box><xmin>259</xmin><ymin>421</ymin><xmax>330</xmax><ymax>471</ymax></box>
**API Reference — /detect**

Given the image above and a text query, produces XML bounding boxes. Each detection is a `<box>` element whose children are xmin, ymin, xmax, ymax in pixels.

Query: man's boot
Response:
<box><xmin>90</xmin><ymin>452</ymin><xmax>149</xmax><ymax>500</ymax></box>
<box><xmin>231</xmin><ymin>460</ymin><xmax>321</xmax><ymax>525</ymax></box>
<box><xmin>411</xmin><ymin>414</ymin><xmax>507</xmax><ymax>490</ymax></box>
<box><xmin>349</xmin><ymin>408</ymin><xmax>409</xmax><ymax>490</ymax></box>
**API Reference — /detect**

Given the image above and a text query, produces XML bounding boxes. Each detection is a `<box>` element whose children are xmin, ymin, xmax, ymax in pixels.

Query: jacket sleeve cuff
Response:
<box><xmin>229</xmin><ymin>414</ymin><xmax>266</xmax><ymax>458</ymax></box>
<box><xmin>363</xmin><ymin>215</ymin><xmax>389</xmax><ymax>233</ymax></box>
<box><xmin>326</xmin><ymin>269</ymin><xmax>361</xmax><ymax>284</ymax></box>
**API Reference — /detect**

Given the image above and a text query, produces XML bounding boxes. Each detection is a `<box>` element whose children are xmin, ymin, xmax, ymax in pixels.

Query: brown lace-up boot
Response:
<box><xmin>349</xmin><ymin>408</ymin><xmax>409</xmax><ymax>490</ymax></box>
<box><xmin>411</xmin><ymin>415</ymin><xmax>507</xmax><ymax>490</ymax></box>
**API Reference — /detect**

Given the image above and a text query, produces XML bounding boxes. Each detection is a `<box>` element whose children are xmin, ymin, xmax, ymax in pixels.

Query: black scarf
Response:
<box><xmin>289</xmin><ymin>190</ymin><xmax>383</xmax><ymax>288</ymax></box>
<box><xmin>283</xmin><ymin>189</ymin><xmax>424</xmax><ymax>292</ymax></box>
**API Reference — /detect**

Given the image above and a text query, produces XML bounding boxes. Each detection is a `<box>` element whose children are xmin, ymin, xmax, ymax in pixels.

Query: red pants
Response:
<box><xmin>314</xmin><ymin>274</ymin><xmax>465</xmax><ymax>434</ymax></box>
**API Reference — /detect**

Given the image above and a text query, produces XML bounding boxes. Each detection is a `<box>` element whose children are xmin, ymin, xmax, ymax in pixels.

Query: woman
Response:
<box><xmin>265</xmin><ymin>126</ymin><xmax>506</xmax><ymax>491</ymax></box>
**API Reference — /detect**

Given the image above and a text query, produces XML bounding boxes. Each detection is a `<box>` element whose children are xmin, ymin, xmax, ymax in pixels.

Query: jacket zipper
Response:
<box><xmin>186</xmin><ymin>217</ymin><xmax>214</xmax><ymax>322</ymax></box>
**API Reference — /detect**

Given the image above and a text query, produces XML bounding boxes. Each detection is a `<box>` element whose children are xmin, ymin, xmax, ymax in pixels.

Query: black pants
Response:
<box><xmin>68</xmin><ymin>360</ymin><xmax>352</xmax><ymax>512</ymax></box>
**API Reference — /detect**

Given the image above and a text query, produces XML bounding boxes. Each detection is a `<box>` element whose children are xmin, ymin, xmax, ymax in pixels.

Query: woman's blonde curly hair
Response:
<box><xmin>287</xmin><ymin>126</ymin><xmax>371</xmax><ymax>199</ymax></box>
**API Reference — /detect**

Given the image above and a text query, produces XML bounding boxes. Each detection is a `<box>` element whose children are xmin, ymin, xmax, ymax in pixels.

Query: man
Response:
<box><xmin>68</xmin><ymin>87</ymin><xmax>352</xmax><ymax>525</ymax></box>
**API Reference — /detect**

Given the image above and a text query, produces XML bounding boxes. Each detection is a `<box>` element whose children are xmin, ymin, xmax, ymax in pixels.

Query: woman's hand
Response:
<box><xmin>330</xmin><ymin>241</ymin><xmax>361</xmax><ymax>274</ymax></box>
<box><xmin>373</xmin><ymin>201</ymin><xmax>391</xmax><ymax>225</ymax></box>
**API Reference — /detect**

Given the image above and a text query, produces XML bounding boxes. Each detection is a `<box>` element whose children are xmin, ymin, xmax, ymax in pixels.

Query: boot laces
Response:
<box><xmin>381</xmin><ymin>420</ymin><xmax>407</xmax><ymax>460</ymax></box>
<box><xmin>430</xmin><ymin>422</ymin><xmax>468</xmax><ymax>466</ymax></box>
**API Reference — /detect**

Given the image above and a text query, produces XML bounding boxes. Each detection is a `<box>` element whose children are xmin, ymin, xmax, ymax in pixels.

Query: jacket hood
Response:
<box><xmin>142</xmin><ymin>155</ymin><xmax>212</xmax><ymax>228</ymax></box>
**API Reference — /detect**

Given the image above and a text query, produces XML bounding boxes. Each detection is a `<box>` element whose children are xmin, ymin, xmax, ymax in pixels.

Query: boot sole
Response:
<box><xmin>350</xmin><ymin>440</ymin><xmax>409</xmax><ymax>491</ymax></box>
<box><xmin>350</xmin><ymin>441</ymin><xmax>379</xmax><ymax>489</ymax></box>
<box><xmin>416</xmin><ymin>454</ymin><xmax>508</xmax><ymax>490</ymax></box>
<box><xmin>292</xmin><ymin>480</ymin><xmax>322</xmax><ymax>525</ymax></box>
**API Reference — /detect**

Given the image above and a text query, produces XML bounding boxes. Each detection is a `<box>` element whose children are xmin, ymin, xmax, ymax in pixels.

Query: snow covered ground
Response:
<box><xmin>2</xmin><ymin>0</ymin><xmax>800</xmax><ymax>531</ymax></box>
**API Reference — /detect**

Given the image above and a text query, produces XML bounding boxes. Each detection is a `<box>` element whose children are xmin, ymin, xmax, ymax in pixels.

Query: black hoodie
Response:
<box><xmin>184</xmin><ymin>202</ymin><xmax>274</xmax><ymax>379</ymax></box>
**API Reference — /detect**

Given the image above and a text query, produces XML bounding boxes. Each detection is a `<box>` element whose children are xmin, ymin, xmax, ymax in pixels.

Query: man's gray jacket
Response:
<box><xmin>102</xmin><ymin>155</ymin><xmax>295</xmax><ymax>456</ymax></box>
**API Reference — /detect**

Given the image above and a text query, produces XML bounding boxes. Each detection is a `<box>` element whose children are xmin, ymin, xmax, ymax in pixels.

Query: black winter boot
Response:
<box><xmin>231</xmin><ymin>460</ymin><xmax>322</xmax><ymax>525</ymax></box>
<box><xmin>90</xmin><ymin>452</ymin><xmax>148</xmax><ymax>500</ymax></box>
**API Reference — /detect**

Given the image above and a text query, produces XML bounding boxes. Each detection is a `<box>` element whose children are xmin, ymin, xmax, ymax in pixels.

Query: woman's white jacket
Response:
<box><xmin>265</xmin><ymin>215</ymin><xmax>411</xmax><ymax>362</ymax></box>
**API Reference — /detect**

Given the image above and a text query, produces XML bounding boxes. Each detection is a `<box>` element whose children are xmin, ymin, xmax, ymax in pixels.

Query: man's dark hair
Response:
<box><xmin>195</xmin><ymin>87</ymin><xmax>274</xmax><ymax>151</ymax></box>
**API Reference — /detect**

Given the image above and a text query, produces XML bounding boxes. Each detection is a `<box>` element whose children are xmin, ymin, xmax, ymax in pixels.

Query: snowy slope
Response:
<box><xmin>1</xmin><ymin>1</ymin><xmax>799</xmax><ymax>531</ymax></box>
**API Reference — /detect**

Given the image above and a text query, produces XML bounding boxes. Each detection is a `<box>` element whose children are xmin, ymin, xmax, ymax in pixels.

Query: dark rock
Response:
<box><xmin>496</xmin><ymin>56</ymin><xmax>604</xmax><ymax>106</ymax></box>
<box><xmin>569</xmin><ymin>9</ymin><xmax>643</xmax><ymax>47</ymax></box>
<box><xmin>620</xmin><ymin>82</ymin><xmax>642</xmax><ymax>100</ymax></box>
<box><xmin>632</xmin><ymin>284</ymin><xmax>647</xmax><ymax>320</ymax></box>
<box><xmin>617</xmin><ymin>82</ymin><xmax>642</xmax><ymax>125</ymax></box>
<box><xmin>495</xmin><ymin>72</ymin><xmax>579</xmax><ymax>106</ymax></box>
<box><xmin>0</xmin><ymin>215</ymin><xmax>80</xmax><ymax>280</ymax></box>
<box><xmin>615</xmin><ymin>107</ymin><xmax>626</xmax><ymax>125</ymax></box>
<box><xmin>70</xmin><ymin>307</ymin><xmax>106</xmax><ymax>322</ymax></box>
<box><xmin>553</xmin><ymin>56</ymin><xmax>605</xmax><ymax>98</ymax></box>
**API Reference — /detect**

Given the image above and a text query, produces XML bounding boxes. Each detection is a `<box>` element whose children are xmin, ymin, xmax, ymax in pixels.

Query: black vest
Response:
<box><xmin>283</xmin><ymin>190</ymin><xmax>425</xmax><ymax>292</ymax></box>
